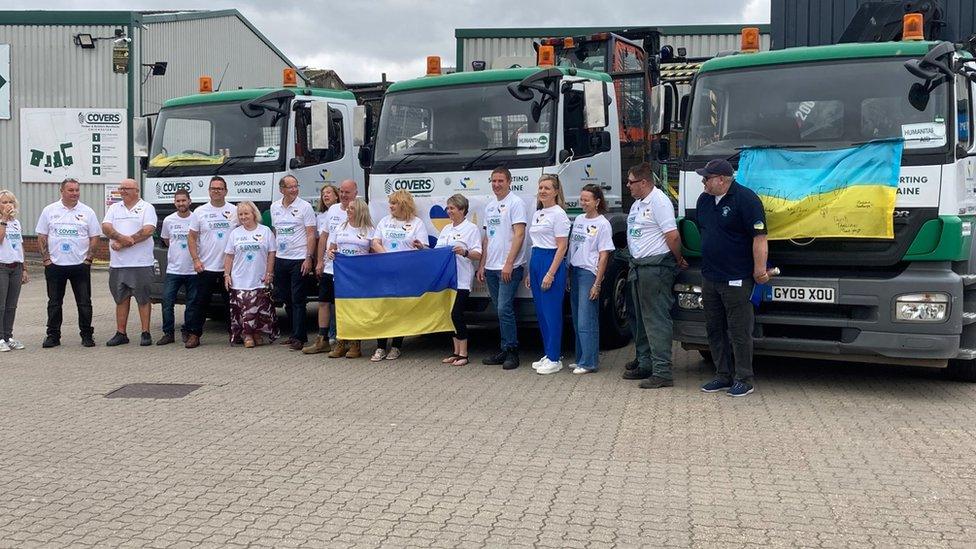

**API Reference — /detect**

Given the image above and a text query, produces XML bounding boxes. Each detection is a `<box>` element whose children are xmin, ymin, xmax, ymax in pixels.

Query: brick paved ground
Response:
<box><xmin>1</xmin><ymin>268</ymin><xmax>975</xmax><ymax>547</ymax></box>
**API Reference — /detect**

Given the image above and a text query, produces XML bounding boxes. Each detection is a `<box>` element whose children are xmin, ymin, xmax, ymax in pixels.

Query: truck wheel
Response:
<box><xmin>946</xmin><ymin>359</ymin><xmax>976</xmax><ymax>382</ymax></box>
<box><xmin>599</xmin><ymin>259</ymin><xmax>631</xmax><ymax>349</ymax></box>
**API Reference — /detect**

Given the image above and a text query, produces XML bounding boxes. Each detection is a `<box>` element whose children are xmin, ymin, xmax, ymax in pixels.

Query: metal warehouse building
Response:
<box><xmin>0</xmin><ymin>9</ymin><xmax>306</xmax><ymax>236</ymax></box>
<box><xmin>455</xmin><ymin>24</ymin><xmax>771</xmax><ymax>70</ymax></box>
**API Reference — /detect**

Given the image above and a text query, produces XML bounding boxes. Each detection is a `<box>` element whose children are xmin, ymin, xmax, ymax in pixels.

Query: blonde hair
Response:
<box><xmin>536</xmin><ymin>174</ymin><xmax>566</xmax><ymax>210</ymax></box>
<box><xmin>345</xmin><ymin>198</ymin><xmax>373</xmax><ymax>230</ymax></box>
<box><xmin>318</xmin><ymin>184</ymin><xmax>339</xmax><ymax>213</ymax></box>
<box><xmin>236</xmin><ymin>201</ymin><xmax>262</xmax><ymax>225</ymax></box>
<box><xmin>388</xmin><ymin>189</ymin><xmax>417</xmax><ymax>220</ymax></box>
<box><xmin>0</xmin><ymin>190</ymin><xmax>20</xmax><ymax>218</ymax></box>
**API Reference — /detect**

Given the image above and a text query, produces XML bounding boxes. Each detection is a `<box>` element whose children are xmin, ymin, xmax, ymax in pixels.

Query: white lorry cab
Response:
<box><xmin>139</xmin><ymin>71</ymin><xmax>367</xmax><ymax>302</ymax></box>
<box><xmin>365</xmin><ymin>61</ymin><xmax>634</xmax><ymax>346</ymax></box>
<box><xmin>673</xmin><ymin>20</ymin><xmax>976</xmax><ymax>380</ymax></box>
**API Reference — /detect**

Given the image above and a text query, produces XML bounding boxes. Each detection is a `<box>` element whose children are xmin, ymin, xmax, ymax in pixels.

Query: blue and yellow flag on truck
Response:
<box><xmin>334</xmin><ymin>247</ymin><xmax>457</xmax><ymax>340</ymax></box>
<box><xmin>737</xmin><ymin>140</ymin><xmax>903</xmax><ymax>240</ymax></box>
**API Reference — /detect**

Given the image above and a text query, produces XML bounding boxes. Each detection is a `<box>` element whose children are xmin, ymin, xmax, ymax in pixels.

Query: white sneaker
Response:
<box><xmin>6</xmin><ymin>338</ymin><xmax>24</xmax><ymax>350</ymax></box>
<box><xmin>385</xmin><ymin>347</ymin><xmax>401</xmax><ymax>360</ymax></box>
<box><xmin>0</xmin><ymin>340</ymin><xmax>9</xmax><ymax>352</ymax></box>
<box><xmin>537</xmin><ymin>359</ymin><xmax>563</xmax><ymax>375</ymax></box>
<box><xmin>370</xmin><ymin>348</ymin><xmax>387</xmax><ymax>362</ymax></box>
<box><xmin>531</xmin><ymin>356</ymin><xmax>548</xmax><ymax>370</ymax></box>
<box><xmin>573</xmin><ymin>367</ymin><xmax>594</xmax><ymax>375</ymax></box>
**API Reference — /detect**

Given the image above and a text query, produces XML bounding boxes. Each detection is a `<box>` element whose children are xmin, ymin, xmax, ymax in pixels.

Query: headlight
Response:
<box><xmin>674</xmin><ymin>283</ymin><xmax>703</xmax><ymax>310</ymax></box>
<box><xmin>895</xmin><ymin>293</ymin><xmax>949</xmax><ymax>321</ymax></box>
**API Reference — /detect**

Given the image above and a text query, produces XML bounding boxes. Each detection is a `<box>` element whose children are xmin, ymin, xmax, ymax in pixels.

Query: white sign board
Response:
<box><xmin>20</xmin><ymin>108</ymin><xmax>127</xmax><ymax>183</ymax></box>
<box><xmin>0</xmin><ymin>44</ymin><xmax>9</xmax><ymax>120</ymax></box>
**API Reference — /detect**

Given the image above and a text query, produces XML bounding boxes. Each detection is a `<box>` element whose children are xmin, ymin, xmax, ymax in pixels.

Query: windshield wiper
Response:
<box><xmin>386</xmin><ymin>150</ymin><xmax>457</xmax><ymax>173</ymax></box>
<box><xmin>462</xmin><ymin>146</ymin><xmax>532</xmax><ymax>170</ymax></box>
<box><xmin>736</xmin><ymin>143</ymin><xmax>817</xmax><ymax>150</ymax></box>
<box><xmin>153</xmin><ymin>157</ymin><xmax>214</xmax><ymax>178</ymax></box>
<box><xmin>215</xmin><ymin>155</ymin><xmax>262</xmax><ymax>175</ymax></box>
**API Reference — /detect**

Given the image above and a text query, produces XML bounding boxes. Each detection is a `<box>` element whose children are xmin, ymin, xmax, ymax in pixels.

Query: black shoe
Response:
<box><xmin>106</xmin><ymin>332</ymin><xmax>129</xmax><ymax>347</ymax></box>
<box><xmin>140</xmin><ymin>332</ymin><xmax>152</xmax><ymax>346</ymax></box>
<box><xmin>42</xmin><ymin>335</ymin><xmax>60</xmax><ymax>348</ymax></box>
<box><xmin>156</xmin><ymin>333</ymin><xmax>175</xmax><ymax>346</ymax></box>
<box><xmin>502</xmin><ymin>349</ymin><xmax>520</xmax><ymax>370</ymax></box>
<box><xmin>622</xmin><ymin>369</ymin><xmax>652</xmax><ymax>380</ymax></box>
<box><xmin>81</xmin><ymin>335</ymin><xmax>95</xmax><ymax>348</ymax></box>
<box><xmin>639</xmin><ymin>375</ymin><xmax>674</xmax><ymax>389</ymax></box>
<box><xmin>482</xmin><ymin>349</ymin><xmax>507</xmax><ymax>366</ymax></box>
<box><xmin>624</xmin><ymin>359</ymin><xmax>639</xmax><ymax>371</ymax></box>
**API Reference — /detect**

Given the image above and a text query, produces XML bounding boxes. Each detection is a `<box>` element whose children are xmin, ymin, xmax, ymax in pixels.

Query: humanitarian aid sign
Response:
<box><xmin>20</xmin><ymin>108</ymin><xmax>127</xmax><ymax>184</ymax></box>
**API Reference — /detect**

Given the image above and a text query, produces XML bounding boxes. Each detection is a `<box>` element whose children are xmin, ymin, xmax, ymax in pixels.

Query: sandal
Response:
<box><xmin>451</xmin><ymin>356</ymin><xmax>469</xmax><ymax>367</ymax></box>
<box><xmin>243</xmin><ymin>337</ymin><xmax>255</xmax><ymax>348</ymax></box>
<box><xmin>442</xmin><ymin>354</ymin><xmax>460</xmax><ymax>364</ymax></box>
<box><xmin>253</xmin><ymin>335</ymin><xmax>264</xmax><ymax>347</ymax></box>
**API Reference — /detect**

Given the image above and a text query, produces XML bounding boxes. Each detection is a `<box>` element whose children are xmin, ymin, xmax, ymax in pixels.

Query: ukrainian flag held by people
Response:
<box><xmin>737</xmin><ymin>140</ymin><xmax>903</xmax><ymax>240</ymax></box>
<box><xmin>334</xmin><ymin>246</ymin><xmax>457</xmax><ymax>339</ymax></box>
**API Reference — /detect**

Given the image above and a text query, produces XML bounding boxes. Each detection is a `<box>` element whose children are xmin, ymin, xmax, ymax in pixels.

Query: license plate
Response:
<box><xmin>769</xmin><ymin>286</ymin><xmax>836</xmax><ymax>303</ymax></box>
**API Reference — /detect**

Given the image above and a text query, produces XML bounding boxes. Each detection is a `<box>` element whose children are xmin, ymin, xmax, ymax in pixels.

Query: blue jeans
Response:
<box><xmin>162</xmin><ymin>273</ymin><xmax>198</xmax><ymax>336</ymax></box>
<box><xmin>485</xmin><ymin>265</ymin><xmax>524</xmax><ymax>351</ymax></box>
<box><xmin>529</xmin><ymin>248</ymin><xmax>566</xmax><ymax>361</ymax></box>
<box><xmin>569</xmin><ymin>267</ymin><xmax>599</xmax><ymax>370</ymax></box>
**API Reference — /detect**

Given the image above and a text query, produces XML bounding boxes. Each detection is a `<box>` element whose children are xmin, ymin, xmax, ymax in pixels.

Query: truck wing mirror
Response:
<box><xmin>241</xmin><ymin>89</ymin><xmax>295</xmax><ymax>118</ymax></box>
<box><xmin>678</xmin><ymin>95</ymin><xmax>690</xmax><ymax>127</ymax></box>
<box><xmin>353</xmin><ymin>105</ymin><xmax>367</xmax><ymax>147</ymax></box>
<box><xmin>650</xmin><ymin>85</ymin><xmax>667</xmax><ymax>135</ymax></box>
<box><xmin>583</xmin><ymin>80</ymin><xmax>608</xmax><ymax>129</ymax></box>
<box><xmin>133</xmin><ymin>116</ymin><xmax>151</xmax><ymax>158</ymax></box>
<box><xmin>589</xmin><ymin>130</ymin><xmax>612</xmax><ymax>152</ymax></box>
<box><xmin>653</xmin><ymin>137</ymin><xmax>670</xmax><ymax>162</ymax></box>
<box><xmin>908</xmin><ymin>82</ymin><xmax>931</xmax><ymax>111</ymax></box>
<box><xmin>310</xmin><ymin>102</ymin><xmax>330</xmax><ymax>150</ymax></box>
<box><xmin>358</xmin><ymin>145</ymin><xmax>373</xmax><ymax>169</ymax></box>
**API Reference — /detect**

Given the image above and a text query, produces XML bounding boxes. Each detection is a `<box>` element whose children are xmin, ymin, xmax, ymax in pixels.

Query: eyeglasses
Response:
<box><xmin>120</xmin><ymin>187</ymin><xmax>138</xmax><ymax>191</ymax></box>
<box><xmin>626</xmin><ymin>178</ymin><xmax>644</xmax><ymax>185</ymax></box>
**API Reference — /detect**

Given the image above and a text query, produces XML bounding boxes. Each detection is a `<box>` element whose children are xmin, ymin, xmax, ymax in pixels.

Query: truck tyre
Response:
<box><xmin>946</xmin><ymin>359</ymin><xmax>976</xmax><ymax>382</ymax></box>
<box><xmin>599</xmin><ymin>259</ymin><xmax>631</xmax><ymax>349</ymax></box>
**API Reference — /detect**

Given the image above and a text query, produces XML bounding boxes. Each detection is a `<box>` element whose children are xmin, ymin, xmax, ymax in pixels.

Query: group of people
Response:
<box><xmin>0</xmin><ymin>158</ymin><xmax>768</xmax><ymax>397</ymax></box>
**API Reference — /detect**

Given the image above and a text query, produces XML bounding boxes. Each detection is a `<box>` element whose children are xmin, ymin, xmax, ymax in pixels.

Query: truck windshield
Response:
<box><xmin>686</xmin><ymin>57</ymin><xmax>950</xmax><ymax>157</ymax></box>
<box><xmin>373</xmin><ymin>82</ymin><xmax>555</xmax><ymax>172</ymax></box>
<box><xmin>556</xmin><ymin>42</ymin><xmax>609</xmax><ymax>72</ymax></box>
<box><xmin>147</xmin><ymin>101</ymin><xmax>286</xmax><ymax>174</ymax></box>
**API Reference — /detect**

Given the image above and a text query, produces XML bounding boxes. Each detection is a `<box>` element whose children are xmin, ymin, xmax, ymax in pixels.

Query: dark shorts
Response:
<box><xmin>109</xmin><ymin>266</ymin><xmax>154</xmax><ymax>305</ymax></box>
<box><xmin>317</xmin><ymin>273</ymin><xmax>335</xmax><ymax>303</ymax></box>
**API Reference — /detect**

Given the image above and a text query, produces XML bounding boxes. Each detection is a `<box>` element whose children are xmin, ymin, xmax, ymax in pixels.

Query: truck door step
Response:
<box><xmin>957</xmin><ymin>348</ymin><xmax>976</xmax><ymax>360</ymax></box>
<box><xmin>962</xmin><ymin>274</ymin><xmax>976</xmax><ymax>287</ymax></box>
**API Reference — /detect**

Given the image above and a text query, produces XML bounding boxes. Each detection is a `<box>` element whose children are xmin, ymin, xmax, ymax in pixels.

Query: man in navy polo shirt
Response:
<box><xmin>695</xmin><ymin>159</ymin><xmax>768</xmax><ymax>397</ymax></box>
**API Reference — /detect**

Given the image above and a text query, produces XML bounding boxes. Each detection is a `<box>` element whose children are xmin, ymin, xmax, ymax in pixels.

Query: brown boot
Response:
<box><xmin>302</xmin><ymin>335</ymin><xmax>331</xmax><ymax>355</ymax></box>
<box><xmin>345</xmin><ymin>340</ymin><xmax>362</xmax><ymax>358</ymax></box>
<box><xmin>327</xmin><ymin>340</ymin><xmax>348</xmax><ymax>358</ymax></box>
<box><xmin>185</xmin><ymin>334</ymin><xmax>200</xmax><ymax>349</ymax></box>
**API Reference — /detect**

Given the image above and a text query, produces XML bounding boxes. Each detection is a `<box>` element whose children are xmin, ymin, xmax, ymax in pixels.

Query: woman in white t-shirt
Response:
<box><xmin>568</xmin><ymin>184</ymin><xmax>615</xmax><ymax>374</ymax></box>
<box><xmin>326</xmin><ymin>198</ymin><xmax>378</xmax><ymax>359</ymax></box>
<box><xmin>369</xmin><ymin>190</ymin><xmax>429</xmax><ymax>362</ymax></box>
<box><xmin>223</xmin><ymin>201</ymin><xmax>278</xmax><ymax>348</ymax></box>
<box><xmin>526</xmin><ymin>174</ymin><xmax>571</xmax><ymax>375</ymax></box>
<box><xmin>0</xmin><ymin>190</ymin><xmax>28</xmax><ymax>352</ymax></box>
<box><xmin>435</xmin><ymin>194</ymin><xmax>483</xmax><ymax>367</ymax></box>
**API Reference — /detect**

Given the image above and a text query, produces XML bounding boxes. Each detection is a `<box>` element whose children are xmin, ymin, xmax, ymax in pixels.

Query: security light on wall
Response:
<box><xmin>74</xmin><ymin>34</ymin><xmax>95</xmax><ymax>48</ymax></box>
<box><xmin>142</xmin><ymin>62</ymin><xmax>168</xmax><ymax>76</ymax></box>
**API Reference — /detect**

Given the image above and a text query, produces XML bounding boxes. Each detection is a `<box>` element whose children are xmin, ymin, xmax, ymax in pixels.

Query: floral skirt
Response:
<box><xmin>228</xmin><ymin>288</ymin><xmax>279</xmax><ymax>343</ymax></box>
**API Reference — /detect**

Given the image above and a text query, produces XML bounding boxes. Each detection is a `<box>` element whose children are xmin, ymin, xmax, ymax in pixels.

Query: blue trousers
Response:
<box><xmin>274</xmin><ymin>258</ymin><xmax>308</xmax><ymax>343</ymax></box>
<box><xmin>162</xmin><ymin>273</ymin><xmax>198</xmax><ymax>336</ymax></box>
<box><xmin>529</xmin><ymin>247</ymin><xmax>567</xmax><ymax>362</ymax></box>
<box><xmin>485</xmin><ymin>265</ymin><xmax>524</xmax><ymax>351</ymax></box>
<box><xmin>569</xmin><ymin>267</ymin><xmax>599</xmax><ymax>370</ymax></box>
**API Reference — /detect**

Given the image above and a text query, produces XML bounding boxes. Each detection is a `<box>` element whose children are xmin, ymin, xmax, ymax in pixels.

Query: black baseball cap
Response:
<box><xmin>695</xmin><ymin>159</ymin><xmax>734</xmax><ymax>177</ymax></box>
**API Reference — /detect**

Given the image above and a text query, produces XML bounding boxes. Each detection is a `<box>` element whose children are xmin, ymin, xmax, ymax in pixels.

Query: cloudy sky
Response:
<box><xmin>9</xmin><ymin>1</ymin><xmax>770</xmax><ymax>82</ymax></box>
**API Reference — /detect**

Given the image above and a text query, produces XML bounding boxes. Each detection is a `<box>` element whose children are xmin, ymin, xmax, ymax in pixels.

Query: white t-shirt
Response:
<box><xmin>160</xmin><ymin>212</ymin><xmax>195</xmax><ymax>276</ymax></box>
<box><xmin>627</xmin><ymin>187</ymin><xmax>677</xmax><ymax>258</ymax></box>
<box><xmin>270</xmin><ymin>197</ymin><xmax>316</xmax><ymax>260</ymax></box>
<box><xmin>436</xmin><ymin>220</ymin><xmax>483</xmax><ymax>291</ymax></box>
<box><xmin>375</xmin><ymin>215</ymin><xmax>429</xmax><ymax>252</ymax></box>
<box><xmin>103</xmin><ymin>199</ymin><xmax>157</xmax><ymax>268</ymax></box>
<box><xmin>0</xmin><ymin>219</ymin><xmax>25</xmax><ymax>263</ymax></box>
<box><xmin>224</xmin><ymin>224</ymin><xmax>276</xmax><ymax>290</ymax></box>
<box><xmin>317</xmin><ymin>203</ymin><xmax>349</xmax><ymax>274</ymax></box>
<box><xmin>569</xmin><ymin>214</ymin><xmax>615</xmax><ymax>274</ymax></box>
<box><xmin>529</xmin><ymin>205</ymin><xmax>571</xmax><ymax>249</ymax></box>
<box><xmin>327</xmin><ymin>222</ymin><xmax>375</xmax><ymax>273</ymax></box>
<box><xmin>483</xmin><ymin>192</ymin><xmax>528</xmax><ymax>270</ymax></box>
<box><xmin>190</xmin><ymin>202</ymin><xmax>238</xmax><ymax>272</ymax></box>
<box><xmin>35</xmin><ymin>200</ymin><xmax>102</xmax><ymax>266</ymax></box>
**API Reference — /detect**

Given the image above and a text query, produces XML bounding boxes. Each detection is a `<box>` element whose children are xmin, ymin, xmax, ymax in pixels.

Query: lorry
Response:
<box><xmin>138</xmin><ymin>69</ymin><xmax>368</xmax><ymax>303</ymax></box>
<box><xmin>363</xmin><ymin>50</ymin><xmax>649</xmax><ymax>348</ymax></box>
<box><xmin>671</xmin><ymin>9</ymin><xmax>976</xmax><ymax>380</ymax></box>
